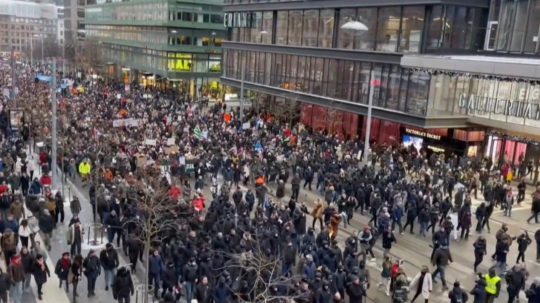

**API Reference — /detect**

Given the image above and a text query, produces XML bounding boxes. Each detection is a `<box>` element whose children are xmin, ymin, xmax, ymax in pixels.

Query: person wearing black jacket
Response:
<box><xmin>38</xmin><ymin>209</ymin><xmax>54</xmax><ymax>251</ymax></box>
<box><xmin>125</xmin><ymin>233</ymin><xmax>143</xmax><ymax>273</ymax></box>
<box><xmin>472</xmin><ymin>236</ymin><xmax>487</xmax><ymax>273</ymax></box>
<box><xmin>516</xmin><ymin>232</ymin><xmax>532</xmax><ymax>264</ymax></box>
<box><xmin>32</xmin><ymin>254</ymin><xmax>50</xmax><ymax>300</ymax></box>
<box><xmin>100</xmin><ymin>243</ymin><xmax>119</xmax><ymax>291</ymax></box>
<box><xmin>316</xmin><ymin>280</ymin><xmax>333</xmax><ymax>303</ymax></box>
<box><xmin>506</xmin><ymin>264</ymin><xmax>526</xmax><ymax>303</ymax></box>
<box><xmin>346</xmin><ymin>275</ymin><xmax>365</xmax><ymax>303</ymax></box>
<box><xmin>113</xmin><ymin>267</ymin><xmax>134</xmax><ymax>303</ymax></box>
<box><xmin>535</xmin><ymin>228</ymin><xmax>540</xmax><ymax>262</ymax></box>
<box><xmin>54</xmin><ymin>192</ymin><xmax>65</xmax><ymax>224</ymax></box>
<box><xmin>448</xmin><ymin>281</ymin><xmax>468</xmax><ymax>303</ymax></box>
<box><xmin>194</xmin><ymin>276</ymin><xmax>212</xmax><ymax>303</ymax></box>
<box><xmin>83</xmin><ymin>250</ymin><xmax>101</xmax><ymax>297</ymax></box>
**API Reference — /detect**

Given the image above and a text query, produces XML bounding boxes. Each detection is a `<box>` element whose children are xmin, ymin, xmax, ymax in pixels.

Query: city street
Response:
<box><xmin>19</xmin><ymin>158</ymin><xmax>539</xmax><ymax>303</ymax></box>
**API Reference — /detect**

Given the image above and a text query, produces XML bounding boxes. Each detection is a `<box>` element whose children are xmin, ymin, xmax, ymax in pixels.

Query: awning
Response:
<box><xmin>401</xmin><ymin>55</ymin><xmax>540</xmax><ymax>80</ymax></box>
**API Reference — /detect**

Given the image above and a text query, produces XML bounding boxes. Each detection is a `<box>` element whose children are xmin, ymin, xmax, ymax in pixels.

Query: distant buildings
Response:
<box><xmin>84</xmin><ymin>0</ymin><xmax>226</xmax><ymax>99</ymax></box>
<box><xmin>0</xmin><ymin>0</ymin><xmax>58</xmax><ymax>58</ymax></box>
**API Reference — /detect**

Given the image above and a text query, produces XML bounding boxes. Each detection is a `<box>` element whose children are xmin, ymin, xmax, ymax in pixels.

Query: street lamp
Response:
<box><xmin>339</xmin><ymin>20</ymin><xmax>376</xmax><ymax>166</ymax></box>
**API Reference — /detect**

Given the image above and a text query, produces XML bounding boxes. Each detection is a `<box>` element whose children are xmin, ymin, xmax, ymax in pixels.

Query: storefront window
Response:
<box><xmin>302</xmin><ymin>10</ymin><xmax>319</xmax><ymax>47</ymax></box>
<box><xmin>288</xmin><ymin>10</ymin><xmax>303</xmax><ymax>46</ymax></box>
<box><xmin>399</xmin><ymin>6</ymin><xmax>424</xmax><ymax>52</ymax></box>
<box><xmin>318</xmin><ymin>9</ymin><xmax>334</xmax><ymax>48</ymax></box>
<box><xmin>276</xmin><ymin>11</ymin><xmax>288</xmax><ymax>45</ymax></box>
<box><xmin>355</xmin><ymin>8</ymin><xmax>377</xmax><ymax>50</ymax></box>
<box><xmin>387</xmin><ymin>65</ymin><xmax>401</xmax><ymax>110</ymax></box>
<box><xmin>376</xmin><ymin>7</ymin><xmax>401</xmax><ymax>52</ymax></box>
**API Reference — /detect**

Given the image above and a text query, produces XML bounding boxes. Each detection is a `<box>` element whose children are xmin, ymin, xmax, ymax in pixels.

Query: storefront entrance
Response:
<box><xmin>485</xmin><ymin>133</ymin><xmax>540</xmax><ymax>184</ymax></box>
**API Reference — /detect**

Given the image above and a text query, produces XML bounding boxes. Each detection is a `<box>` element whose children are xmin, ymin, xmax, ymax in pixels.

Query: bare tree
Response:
<box><xmin>123</xmin><ymin>166</ymin><xmax>188</xmax><ymax>303</ymax></box>
<box><xmin>219</xmin><ymin>236</ymin><xmax>304</xmax><ymax>303</ymax></box>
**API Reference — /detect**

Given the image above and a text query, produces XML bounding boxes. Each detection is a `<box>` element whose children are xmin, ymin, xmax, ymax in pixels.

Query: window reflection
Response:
<box><xmin>376</xmin><ymin>7</ymin><xmax>401</xmax><ymax>52</ymax></box>
<box><xmin>400</xmin><ymin>6</ymin><xmax>424</xmax><ymax>52</ymax></box>
<box><xmin>302</xmin><ymin>10</ymin><xmax>319</xmax><ymax>47</ymax></box>
<box><xmin>318</xmin><ymin>9</ymin><xmax>334</xmax><ymax>48</ymax></box>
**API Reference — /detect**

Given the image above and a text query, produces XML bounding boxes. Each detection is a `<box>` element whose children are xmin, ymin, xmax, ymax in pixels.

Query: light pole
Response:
<box><xmin>362</xmin><ymin>69</ymin><xmax>381</xmax><ymax>167</ymax></box>
<box><xmin>51</xmin><ymin>58</ymin><xmax>59</xmax><ymax>189</ymax></box>
<box><xmin>30</xmin><ymin>38</ymin><xmax>33</xmax><ymax>67</ymax></box>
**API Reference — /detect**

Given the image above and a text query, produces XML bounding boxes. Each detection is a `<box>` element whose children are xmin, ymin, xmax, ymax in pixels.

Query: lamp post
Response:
<box><xmin>362</xmin><ymin>70</ymin><xmax>381</xmax><ymax>167</ymax></box>
<box><xmin>51</xmin><ymin>58</ymin><xmax>59</xmax><ymax>188</ymax></box>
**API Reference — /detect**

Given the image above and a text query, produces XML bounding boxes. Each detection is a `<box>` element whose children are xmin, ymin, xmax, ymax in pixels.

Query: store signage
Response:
<box><xmin>223</xmin><ymin>12</ymin><xmax>255</xmax><ymax>28</ymax></box>
<box><xmin>458</xmin><ymin>87</ymin><xmax>540</xmax><ymax>120</ymax></box>
<box><xmin>405</xmin><ymin>128</ymin><xmax>441</xmax><ymax>140</ymax></box>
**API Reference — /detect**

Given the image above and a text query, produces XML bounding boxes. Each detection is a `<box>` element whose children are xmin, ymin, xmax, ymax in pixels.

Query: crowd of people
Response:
<box><xmin>0</xmin><ymin>63</ymin><xmax>539</xmax><ymax>303</ymax></box>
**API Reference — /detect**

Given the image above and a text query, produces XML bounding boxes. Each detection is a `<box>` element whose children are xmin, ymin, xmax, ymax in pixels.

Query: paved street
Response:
<box><xmin>2</xmin><ymin>99</ymin><xmax>537</xmax><ymax>303</ymax></box>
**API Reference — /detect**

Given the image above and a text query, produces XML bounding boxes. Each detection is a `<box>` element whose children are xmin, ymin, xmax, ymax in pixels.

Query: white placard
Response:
<box><xmin>145</xmin><ymin>139</ymin><xmax>157</xmax><ymax>146</ymax></box>
<box><xmin>242</xmin><ymin>122</ymin><xmax>251</xmax><ymax>130</ymax></box>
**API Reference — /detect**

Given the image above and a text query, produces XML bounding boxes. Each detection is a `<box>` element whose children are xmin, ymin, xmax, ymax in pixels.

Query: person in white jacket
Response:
<box><xmin>410</xmin><ymin>265</ymin><xmax>433</xmax><ymax>303</ymax></box>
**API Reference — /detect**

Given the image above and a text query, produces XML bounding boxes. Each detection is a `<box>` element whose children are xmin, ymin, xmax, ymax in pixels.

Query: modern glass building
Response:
<box><xmin>221</xmin><ymin>0</ymin><xmax>540</xmax><ymax>183</ymax></box>
<box><xmin>84</xmin><ymin>0</ymin><xmax>226</xmax><ymax>98</ymax></box>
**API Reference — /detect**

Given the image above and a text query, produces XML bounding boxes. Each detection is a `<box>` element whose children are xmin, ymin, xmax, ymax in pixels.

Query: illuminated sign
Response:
<box><xmin>223</xmin><ymin>12</ymin><xmax>255</xmax><ymax>28</ymax></box>
<box><xmin>167</xmin><ymin>53</ymin><xmax>191</xmax><ymax>72</ymax></box>
<box><xmin>405</xmin><ymin>128</ymin><xmax>441</xmax><ymax>140</ymax></box>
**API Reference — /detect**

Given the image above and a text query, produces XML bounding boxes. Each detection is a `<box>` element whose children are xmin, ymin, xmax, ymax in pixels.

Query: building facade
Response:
<box><xmin>0</xmin><ymin>0</ymin><xmax>58</xmax><ymax>58</ymax></box>
<box><xmin>84</xmin><ymin>0</ymin><xmax>226</xmax><ymax>98</ymax></box>
<box><xmin>221</xmin><ymin>0</ymin><xmax>540</xmax><ymax>183</ymax></box>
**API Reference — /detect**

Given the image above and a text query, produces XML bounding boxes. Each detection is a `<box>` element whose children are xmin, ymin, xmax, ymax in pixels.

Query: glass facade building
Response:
<box><xmin>222</xmin><ymin>0</ymin><xmax>540</xmax><ymax>182</ymax></box>
<box><xmin>84</xmin><ymin>0</ymin><xmax>226</xmax><ymax>98</ymax></box>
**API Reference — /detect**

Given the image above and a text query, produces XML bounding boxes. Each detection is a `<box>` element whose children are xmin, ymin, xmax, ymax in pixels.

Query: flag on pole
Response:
<box><xmin>194</xmin><ymin>126</ymin><xmax>203</xmax><ymax>140</ymax></box>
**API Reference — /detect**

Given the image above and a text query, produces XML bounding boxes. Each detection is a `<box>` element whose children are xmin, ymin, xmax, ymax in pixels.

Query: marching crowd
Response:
<box><xmin>0</xmin><ymin>64</ymin><xmax>538</xmax><ymax>303</ymax></box>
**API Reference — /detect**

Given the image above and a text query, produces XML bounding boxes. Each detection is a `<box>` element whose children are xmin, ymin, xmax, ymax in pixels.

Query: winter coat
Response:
<box><xmin>100</xmin><ymin>249</ymin><xmax>119</xmax><ymax>270</ymax></box>
<box><xmin>113</xmin><ymin>268</ymin><xmax>134</xmax><ymax>298</ymax></box>
<box><xmin>148</xmin><ymin>255</ymin><xmax>164</xmax><ymax>275</ymax></box>
<box><xmin>0</xmin><ymin>272</ymin><xmax>9</xmax><ymax>293</ymax></box>
<box><xmin>526</xmin><ymin>283</ymin><xmax>540</xmax><ymax>303</ymax></box>
<box><xmin>32</xmin><ymin>261</ymin><xmax>50</xmax><ymax>285</ymax></box>
<box><xmin>346</xmin><ymin>282</ymin><xmax>365</xmax><ymax>303</ymax></box>
<box><xmin>38</xmin><ymin>212</ymin><xmax>54</xmax><ymax>234</ymax></box>
<box><xmin>382</xmin><ymin>230</ymin><xmax>396</xmax><ymax>250</ymax></box>
<box><xmin>432</xmin><ymin>247</ymin><xmax>452</xmax><ymax>266</ymax></box>
<box><xmin>410</xmin><ymin>272</ymin><xmax>433</xmax><ymax>299</ymax></box>
<box><xmin>470</xmin><ymin>282</ymin><xmax>487</xmax><ymax>303</ymax></box>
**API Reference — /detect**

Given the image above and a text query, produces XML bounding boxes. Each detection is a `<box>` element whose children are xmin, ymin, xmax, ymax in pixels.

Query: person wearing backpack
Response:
<box><xmin>1</xmin><ymin>228</ymin><xmax>18</xmax><ymax>267</ymax></box>
<box><xmin>448</xmin><ymin>281</ymin><xmax>468</xmax><ymax>303</ymax></box>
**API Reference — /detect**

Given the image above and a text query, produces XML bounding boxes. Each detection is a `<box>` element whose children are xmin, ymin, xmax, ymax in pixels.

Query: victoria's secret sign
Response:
<box><xmin>223</xmin><ymin>12</ymin><xmax>255</xmax><ymax>28</ymax></box>
<box><xmin>458</xmin><ymin>87</ymin><xmax>540</xmax><ymax>120</ymax></box>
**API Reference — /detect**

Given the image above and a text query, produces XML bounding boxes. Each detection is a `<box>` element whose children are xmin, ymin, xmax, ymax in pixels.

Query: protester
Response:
<box><xmin>83</xmin><ymin>249</ymin><xmax>101</xmax><ymax>297</ymax></box>
<box><xmin>410</xmin><ymin>265</ymin><xmax>433</xmax><ymax>303</ymax></box>
<box><xmin>100</xmin><ymin>243</ymin><xmax>119</xmax><ymax>291</ymax></box>
<box><xmin>32</xmin><ymin>254</ymin><xmax>50</xmax><ymax>300</ymax></box>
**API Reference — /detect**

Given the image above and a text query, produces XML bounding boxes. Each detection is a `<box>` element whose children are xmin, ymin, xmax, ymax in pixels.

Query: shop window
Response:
<box><xmin>376</xmin><ymin>7</ymin><xmax>401</xmax><ymax>52</ymax></box>
<box><xmin>211</xmin><ymin>15</ymin><xmax>223</xmax><ymax>24</ymax></box>
<box><xmin>399</xmin><ymin>6</ymin><xmax>425</xmax><ymax>53</ymax></box>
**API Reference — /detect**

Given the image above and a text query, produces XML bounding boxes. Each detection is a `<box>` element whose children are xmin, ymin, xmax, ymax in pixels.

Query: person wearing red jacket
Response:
<box><xmin>192</xmin><ymin>193</ymin><xmax>205</xmax><ymax>212</ymax></box>
<box><xmin>168</xmin><ymin>185</ymin><xmax>181</xmax><ymax>201</ymax></box>
<box><xmin>40</xmin><ymin>174</ymin><xmax>52</xmax><ymax>187</ymax></box>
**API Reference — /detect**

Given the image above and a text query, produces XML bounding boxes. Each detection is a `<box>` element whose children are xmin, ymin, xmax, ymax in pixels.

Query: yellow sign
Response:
<box><xmin>168</xmin><ymin>53</ymin><xmax>192</xmax><ymax>72</ymax></box>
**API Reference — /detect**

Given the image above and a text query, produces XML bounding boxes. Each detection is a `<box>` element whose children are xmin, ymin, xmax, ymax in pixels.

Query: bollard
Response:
<box><xmin>87</xmin><ymin>225</ymin><xmax>91</xmax><ymax>244</ymax></box>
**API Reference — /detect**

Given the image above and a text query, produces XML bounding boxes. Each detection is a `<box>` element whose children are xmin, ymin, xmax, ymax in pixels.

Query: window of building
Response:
<box><xmin>400</xmin><ymin>6</ymin><xmax>425</xmax><ymax>52</ymax></box>
<box><xmin>337</xmin><ymin>8</ymin><xmax>357</xmax><ymax>49</ymax></box>
<box><xmin>524</xmin><ymin>0</ymin><xmax>540</xmax><ymax>52</ymax></box>
<box><xmin>182</xmin><ymin>12</ymin><xmax>193</xmax><ymax>22</ymax></box>
<box><xmin>376</xmin><ymin>7</ymin><xmax>401</xmax><ymax>52</ymax></box>
<box><xmin>427</xmin><ymin>5</ymin><xmax>444</xmax><ymax>48</ymax></box>
<box><xmin>302</xmin><ymin>10</ymin><xmax>319</xmax><ymax>47</ymax></box>
<box><xmin>287</xmin><ymin>10</ymin><xmax>303</xmax><ymax>46</ymax></box>
<box><xmin>510</xmin><ymin>0</ymin><xmax>529</xmax><ymax>52</ymax></box>
<box><xmin>355</xmin><ymin>8</ymin><xmax>377</xmax><ymax>50</ymax></box>
<box><xmin>261</xmin><ymin>12</ymin><xmax>273</xmax><ymax>44</ymax></box>
<box><xmin>276</xmin><ymin>11</ymin><xmax>288</xmax><ymax>45</ymax></box>
<box><xmin>318</xmin><ymin>9</ymin><xmax>334</xmax><ymax>48</ymax></box>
